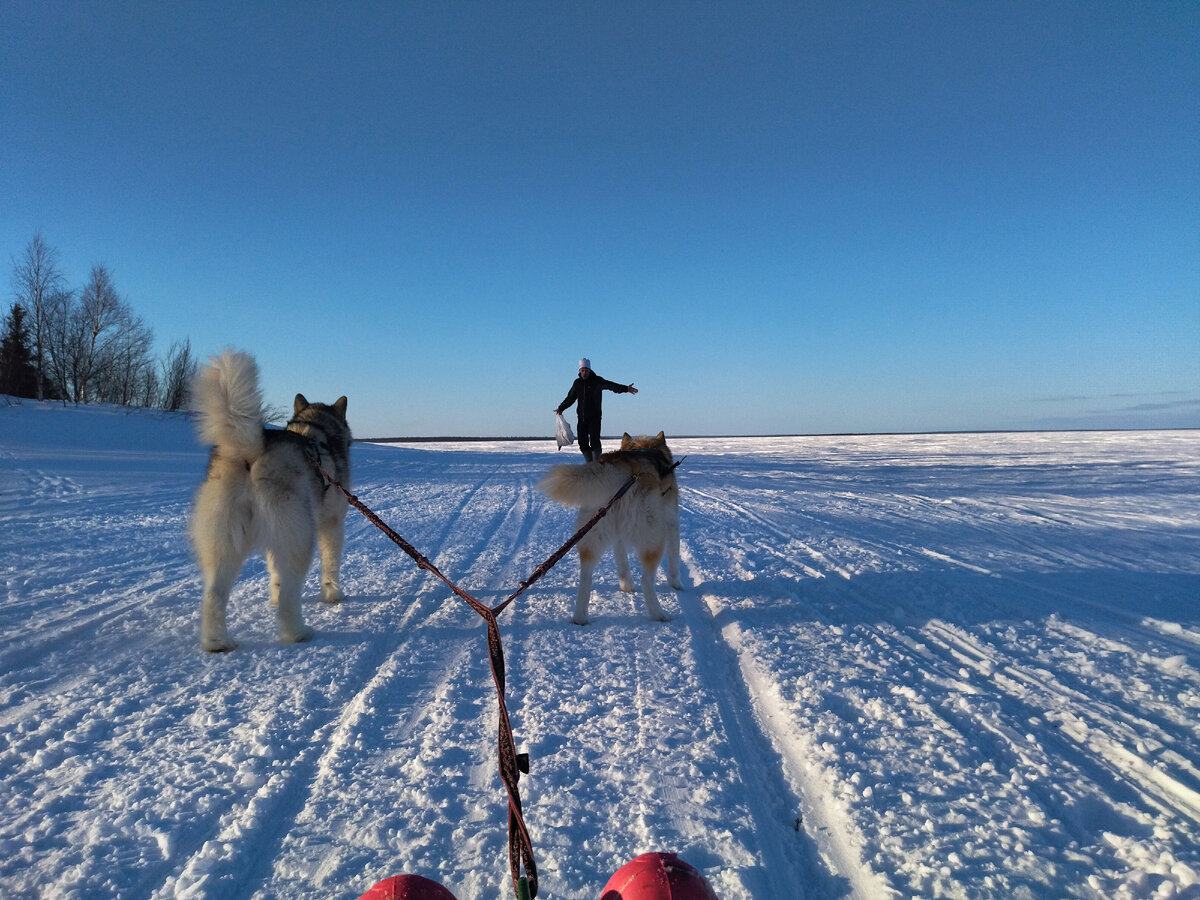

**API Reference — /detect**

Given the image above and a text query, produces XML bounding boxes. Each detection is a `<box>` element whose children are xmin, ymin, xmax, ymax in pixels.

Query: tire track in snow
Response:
<box><xmin>150</xmin><ymin>639</ymin><xmax>397</xmax><ymax>897</ymax></box>
<box><xmin>0</xmin><ymin>551</ymin><xmax>194</xmax><ymax>679</ymax></box>
<box><xmin>684</xmin><ymin>486</ymin><xmax>857</xmax><ymax>581</ymax></box>
<box><xmin>222</xmin><ymin>474</ymin><xmax>552</xmax><ymax>897</ymax></box>
<box><xmin>614</xmin><ymin>609</ymin><xmax>815</xmax><ymax>895</ymax></box>
<box><xmin>152</xmin><ymin>619</ymin><xmax>477</xmax><ymax>897</ymax></box>
<box><xmin>674</xmin><ymin>585</ymin><xmax>876</xmax><ymax>898</ymax></box>
<box><xmin>814</xmin><ymin>508</ymin><xmax>1200</xmax><ymax>836</ymax></box>
<box><xmin>676</xmin><ymin>486</ymin><xmax>894</xmax><ymax>896</ymax></box>
<box><xmin>809</xmin><ymin>531</ymin><xmax>1200</xmax><ymax>879</ymax></box>
<box><xmin>243</xmin><ymin>635</ymin><xmax>482</xmax><ymax>897</ymax></box>
<box><xmin>139</xmin><ymin>466</ymin><xmax>508</xmax><ymax>898</ymax></box>
<box><xmin>852</xmin><ymin>612</ymin><xmax>1200</xmax><ymax>877</ymax></box>
<box><xmin>761</xmin><ymin>485</ymin><xmax>1200</xmax><ymax>656</ymax></box>
<box><xmin>916</xmin><ymin>619</ymin><xmax>1200</xmax><ymax>825</ymax></box>
<box><xmin>477</xmin><ymin>468</ymin><xmax>1200</xmax><ymax>868</ymax></box>
<box><xmin>496</xmin><ymin>478</ymin><xmax>817</xmax><ymax>896</ymax></box>
<box><xmin>678</xmin><ymin>478</ymin><xmax>1197</xmax><ymax>896</ymax></box>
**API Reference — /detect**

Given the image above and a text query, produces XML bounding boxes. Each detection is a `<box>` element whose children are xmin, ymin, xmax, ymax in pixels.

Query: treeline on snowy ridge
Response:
<box><xmin>3</xmin><ymin>232</ymin><xmax>197</xmax><ymax>411</ymax></box>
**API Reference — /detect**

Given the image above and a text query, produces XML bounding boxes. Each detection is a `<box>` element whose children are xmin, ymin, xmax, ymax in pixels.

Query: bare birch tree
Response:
<box><xmin>41</xmin><ymin>265</ymin><xmax>155</xmax><ymax>405</ymax></box>
<box><xmin>159</xmin><ymin>339</ymin><xmax>197</xmax><ymax>411</ymax></box>
<box><xmin>74</xmin><ymin>264</ymin><xmax>124</xmax><ymax>402</ymax></box>
<box><xmin>42</xmin><ymin>287</ymin><xmax>78</xmax><ymax>403</ymax></box>
<box><xmin>9</xmin><ymin>233</ymin><xmax>65</xmax><ymax>400</ymax></box>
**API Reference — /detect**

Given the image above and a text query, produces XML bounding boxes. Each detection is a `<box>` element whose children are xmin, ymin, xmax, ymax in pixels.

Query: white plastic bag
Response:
<box><xmin>555</xmin><ymin>413</ymin><xmax>575</xmax><ymax>450</ymax></box>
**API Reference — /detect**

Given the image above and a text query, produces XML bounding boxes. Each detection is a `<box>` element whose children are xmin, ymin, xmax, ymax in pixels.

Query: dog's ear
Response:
<box><xmin>655</xmin><ymin>431</ymin><xmax>666</xmax><ymax>443</ymax></box>
<box><xmin>333</xmin><ymin>396</ymin><xmax>348</xmax><ymax>419</ymax></box>
<box><xmin>620</xmin><ymin>432</ymin><xmax>633</xmax><ymax>449</ymax></box>
<box><xmin>294</xmin><ymin>394</ymin><xmax>309</xmax><ymax>415</ymax></box>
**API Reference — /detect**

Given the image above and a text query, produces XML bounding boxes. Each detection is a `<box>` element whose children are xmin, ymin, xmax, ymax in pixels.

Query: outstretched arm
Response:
<box><xmin>555</xmin><ymin>382</ymin><xmax>579</xmax><ymax>414</ymax></box>
<box><xmin>600</xmin><ymin>377</ymin><xmax>637</xmax><ymax>395</ymax></box>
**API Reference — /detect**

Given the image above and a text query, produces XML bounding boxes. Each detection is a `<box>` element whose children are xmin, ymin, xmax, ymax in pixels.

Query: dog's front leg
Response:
<box><xmin>665</xmin><ymin>501</ymin><xmax>686</xmax><ymax>590</ymax></box>
<box><xmin>639</xmin><ymin>547</ymin><xmax>671</xmax><ymax>622</ymax></box>
<box><xmin>666</xmin><ymin>526</ymin><xmax>686</xmax><ymax>591</ymax></box>
<box><xmin>614</xmin><ymin>540</ymin><xmax>635</xmax><ymax>593</ymax></box>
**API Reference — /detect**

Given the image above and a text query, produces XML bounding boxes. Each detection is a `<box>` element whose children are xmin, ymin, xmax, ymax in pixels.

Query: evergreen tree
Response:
<box><xmin>0</xmin><ymin>302</ymin><xmax>39</xmax><ymax>398</ymax></box>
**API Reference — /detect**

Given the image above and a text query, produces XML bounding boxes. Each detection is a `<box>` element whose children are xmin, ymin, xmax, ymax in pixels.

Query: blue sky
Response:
<box><xmin>3</xmin><ymin>2</ymin><xmax>1197</xmax><ymax>438</ymax></box>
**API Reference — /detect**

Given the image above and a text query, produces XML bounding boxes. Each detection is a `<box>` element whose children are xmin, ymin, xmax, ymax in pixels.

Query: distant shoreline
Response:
<box><xmin>358</xmin><ymin>427</ymin><xmax>1198</xmax><ymax>444</ymax></box>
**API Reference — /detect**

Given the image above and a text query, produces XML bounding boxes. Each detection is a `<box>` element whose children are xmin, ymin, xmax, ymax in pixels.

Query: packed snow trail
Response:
<box><xmin>1</xmin><ymin>402</ymin><xmax>1198</xmax><ymax>898</ymax></box>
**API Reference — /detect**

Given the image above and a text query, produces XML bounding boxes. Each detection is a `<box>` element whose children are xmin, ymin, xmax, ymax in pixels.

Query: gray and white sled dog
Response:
<box><xmin>538</xmin><ymin>432</ymin><xmax>685</xmax><ymax>625</ymax></box>
<box><xmin>189</xmin><ymin>349</ymin><xmax>352</xmax><ymax>652</ymax></box>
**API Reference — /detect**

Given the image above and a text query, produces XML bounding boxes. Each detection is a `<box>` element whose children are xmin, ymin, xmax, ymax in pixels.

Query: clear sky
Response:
<box><xmin>3</xmin><ymin>2</ymin><xmax>1197</xmax><ymax>438</ymax></box>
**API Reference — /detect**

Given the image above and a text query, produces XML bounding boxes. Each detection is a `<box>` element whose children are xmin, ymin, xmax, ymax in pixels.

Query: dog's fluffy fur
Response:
<box><xmin>538</xmin><ymin>432</ymin><xmax>685</xmax><ymax>625</ymax></box>
<box><xmin>189</xmin><ymin>349</ymin><xmax>351</xmax><ymax>652</ymax></box>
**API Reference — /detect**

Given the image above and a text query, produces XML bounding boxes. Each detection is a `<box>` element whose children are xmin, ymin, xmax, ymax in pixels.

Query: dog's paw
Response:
<box><xmin>202</xmin><ymin>637</ymin><xmax>238</xmax><ymax>653</ymax></box>
<box><xmin>669</xmin><ymin>577</ymin><xmax>686</xmax><ymax>591</ymax></box>
<box><xmin>649</xmin><ymin>610</ymin><xmax>671</xmax><ymax>622</ymax></box>
<box><xmin>619</xmin><ymin>580</ymin><xmax>636</xmax><ymax>593</ymax></box>
<box><xmin>320</xmin><ymin>586</ymin><xmax>345</xmax><ymax>604</ymax></box>
<box><xmin>572</xmin><ymin>615</ymin><xmax>590</xmax><ymax>626</ymax></box>
<box><xmin>283</xmin><ymin>625</ymin><xmax>316</xmax><ymax>644</ymax></box>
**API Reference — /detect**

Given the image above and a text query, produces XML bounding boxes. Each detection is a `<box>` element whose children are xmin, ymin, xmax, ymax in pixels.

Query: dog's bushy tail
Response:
<box><xmin>190</xmin><ymin>348</ymin><xmax>265</xmax><ymax>460</ymax></box>
<box><xmin>537</xmin><ymin>461</ymin><xmax>632</xmax><ymax>510</ymax></box>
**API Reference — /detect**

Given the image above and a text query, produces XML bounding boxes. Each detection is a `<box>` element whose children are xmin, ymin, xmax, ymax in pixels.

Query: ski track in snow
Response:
<box><xmin>1</xmin><ymin>404</ymin><xmax>1199</xmax><ymax>899</ymax></box>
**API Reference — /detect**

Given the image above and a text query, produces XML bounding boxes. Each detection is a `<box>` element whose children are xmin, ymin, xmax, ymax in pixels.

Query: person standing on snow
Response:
<box><xmin>555</xmin><ymin>357</ymin><xmax>638</xmax><ymax>461</ymax></box>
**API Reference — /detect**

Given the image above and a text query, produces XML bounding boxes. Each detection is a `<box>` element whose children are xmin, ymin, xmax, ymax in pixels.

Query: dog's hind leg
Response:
<box><xmin>614</xmin><ymin>539</ymin><xmax>635</xmax><ymax>593</ymax></box>
<box><xmin>639</xmin><ymin>546</ymin><xmax>671</xmax><ymax>622</ymax></box>
<box><xmin>197</xmin><ymin>545</ymin><xmax>243</xmax><ymax>652</ymax></box>
<box><xmin>192</xmin><ymin>487</ymin><xmax>248</xmax><ymax>653</ymax></box>
<box><xmin>665</xmin><ymin>517</ymin><xmax>685</xmax><ymax>590</ymax></box>
<box><xmin>317</xmin><ymin>516</ymin><xmax>346</xmax><ymax>604</ymax></box>
<box><xmin>200</xmin><ymin>579</ymin><xmax>238</xmax><ymax>653</ymax></box>
<box><xmin>573</xmin><ymin>546</ymin><xmax>599</xmax><ymax>626</ymax></box>
<box><xmin>265</xmin><ymin>547</ymin><xmax>316</xmax><ymax>645</ymax></box>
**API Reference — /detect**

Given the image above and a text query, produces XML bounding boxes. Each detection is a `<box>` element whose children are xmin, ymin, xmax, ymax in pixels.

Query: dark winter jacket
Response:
<box><xmin>557</xmin><ymin>373</ymin><xmax>630</xmax><ymax>425</ymax></box>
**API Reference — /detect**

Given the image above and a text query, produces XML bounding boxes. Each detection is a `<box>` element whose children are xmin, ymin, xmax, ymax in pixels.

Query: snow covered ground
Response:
<box><xmin>2</xmin><ymin>399</ymin><xmax>1198</xmax><ymax>899</ymax></box>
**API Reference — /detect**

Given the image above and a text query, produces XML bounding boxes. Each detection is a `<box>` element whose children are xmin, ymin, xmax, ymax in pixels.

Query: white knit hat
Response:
<box><xmin>579</xmin><ymin>358</ymin><xmax>591</xmax><ymax>371</ymax></box>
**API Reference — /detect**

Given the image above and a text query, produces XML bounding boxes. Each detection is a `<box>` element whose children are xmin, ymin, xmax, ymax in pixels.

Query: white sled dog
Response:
<box><xmin>538</xmin><ymin>432</ymin><xmax>685</xmax><ymax>625</ymax></box>
<box><xmin>189</xmin><ymin>349</ymin><xmax>352</xmax><ymax>652</ymax></box>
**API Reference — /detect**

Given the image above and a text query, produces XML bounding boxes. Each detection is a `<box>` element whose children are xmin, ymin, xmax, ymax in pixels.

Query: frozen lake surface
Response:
<box><xmin>2</xmin><ymin>401</ymin><xmax>1198</xmax><ymax>899</ymax></box>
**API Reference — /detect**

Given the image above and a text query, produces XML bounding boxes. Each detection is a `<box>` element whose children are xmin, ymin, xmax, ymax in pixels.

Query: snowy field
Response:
<box><xmin>2</xmin><ymin>400</ymin><xmax>1198</xmax><ymax>900</ymax></box>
